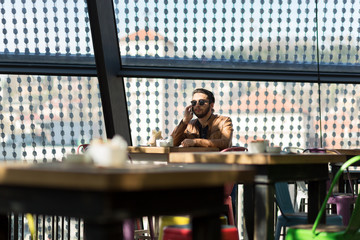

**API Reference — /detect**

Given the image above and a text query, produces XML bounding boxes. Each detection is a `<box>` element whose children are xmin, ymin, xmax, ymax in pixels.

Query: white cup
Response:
<box><xmin>248</xmin><ymin>140</ymin><xmax>268</xmax><ymax>153</ymax></box>
<box><xmin>156</xmin><ymin>139</ymin><xmax>169</xmax><ymax>147</ymax></box>
<box><xmin>86</xmin><ymin>135</ymin><xmax>128</xmax><ymax>167</ymax></box>
<box><xmin>87</xmin><ymin>145</ymin><xmax>128</xmax><ymax>167</ymax></box>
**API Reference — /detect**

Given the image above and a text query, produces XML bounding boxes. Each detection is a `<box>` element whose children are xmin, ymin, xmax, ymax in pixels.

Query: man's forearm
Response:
<box><xmin>170</xmin><ymin>120</ymin><xmax>188</xmax><ymax>146</ymax></box>
<box><xmin>192</xmin><ymin>138</ymin><xmax>232</xmax><ymax>150</ymax></box>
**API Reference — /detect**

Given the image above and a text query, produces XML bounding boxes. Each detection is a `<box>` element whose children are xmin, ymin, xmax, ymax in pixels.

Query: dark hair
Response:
<box><xmin>192</xmin><ymin>88</ymin><xmax>215</xmax><ymax>104</ymax></box>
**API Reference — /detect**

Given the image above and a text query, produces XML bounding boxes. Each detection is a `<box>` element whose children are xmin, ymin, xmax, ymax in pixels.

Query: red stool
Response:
<box><xmin>163</xmin><ymin>225</ymin><xmax>239</xmax><ymax>240</ymax></box>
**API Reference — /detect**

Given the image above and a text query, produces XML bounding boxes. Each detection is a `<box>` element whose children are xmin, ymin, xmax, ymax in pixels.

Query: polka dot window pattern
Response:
<box><xmin>0</xmin><ymin>1</ymin><xmax>359</xmax><ymax>155</ymax></box>
<box><xmin>0</xmin><ymin>1</ymin><xmax>360</xmax><ymax>239</ymax></box>
<box><xmin>0</xmin><ymin>75</ymin><xmax>105</xmax><ymax>162</ymax></box>
<box><xmin>125</xmin><ymin>78</ymin><xmax>360</xmax><ymax>150</ymax></box>
<box><xmin>0</xmin><ymin>0</ymin><xmax>94</xmax><ymax>63</ymax></box>
<box><xmin>116</xmin><ymin>0</ymin><xmax>360</xmax><ymax>74</ymax></box>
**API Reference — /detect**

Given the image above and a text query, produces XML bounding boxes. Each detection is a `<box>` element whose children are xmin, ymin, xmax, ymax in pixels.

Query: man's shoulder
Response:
<box><xmin>213</xmin><ymin>114</ymin><xmax>232</xmax><ymax>122</ymax></box>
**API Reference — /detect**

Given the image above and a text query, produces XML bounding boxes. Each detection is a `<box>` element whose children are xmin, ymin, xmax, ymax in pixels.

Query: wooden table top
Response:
<box><xmin>128</xmin><ymin>146</ymin><xmax>219</xmax><ymax>154</ymax></box>
<box><xmin>169</xmin><ymin>152</ymin><xmax>347</xmax><ymax>165</ymax></box>
<box><xmin>334</xmin><ymin>149</ymin><xmax>360</xmax><ymax>156</ymax></box>
<box><xmin>0</xmin><ymin>162</ymin><xmax>254</xmax><ymax>191</ymax></box>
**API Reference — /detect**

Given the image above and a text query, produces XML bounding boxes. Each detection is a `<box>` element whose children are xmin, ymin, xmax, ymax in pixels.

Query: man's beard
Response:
<box><xmin>193</xmin><ymin>105</ymin><xmax>211</xmax><ymax>119</ymax></box>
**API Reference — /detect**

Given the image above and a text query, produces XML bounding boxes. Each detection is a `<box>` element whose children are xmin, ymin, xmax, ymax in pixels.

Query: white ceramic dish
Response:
<box><xmin>266</xmin><ymin>146</ymin><xmax>282</xmax><ymax>153</ymax></box>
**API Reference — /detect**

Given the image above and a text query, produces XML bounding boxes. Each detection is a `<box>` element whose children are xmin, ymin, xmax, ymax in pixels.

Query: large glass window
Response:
<box><xmin>0</xmin><ymin>0</ymin><xmax>94</xmax><ymax>65</ymax></box>
<box><xmin>0</xmin><ymin>0</ymin><xmax>359</xmax><ymax>154</ymax></box>
<box><xmin>320</xmin><ymin>83</ymin><xmax>360</xmax><ymax>148</ymax></box>
<box><xmin>126</xmin><ymin>79</ymin><xmax>360</xmax><ymax>149</ymax></box>
<box><xmin>318</xmin><ymin>1</ymin><xmax>360</xmax><ymax>72</ymax></box>
<box><xmin>116</xmin><ymin>0</ymin><xmax>360</xmax><ymax>75</ymax></box>
<box><xmin>0</xmin><ymin>74</ymin><xmax>105</xmax><ymax>162</ymax></box>
<box><xmin>1</xmin><ymin>1</ymin><xmax>360</xmax><ymax>238</ymax></box>
<box><xmin>125</xmin><ymin>78</ymin><xmax>323</xmax><ymax>148</ymax></box>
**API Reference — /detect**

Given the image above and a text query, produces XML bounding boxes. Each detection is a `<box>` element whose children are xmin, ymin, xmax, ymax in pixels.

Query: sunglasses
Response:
<box><xmin>191</xmin><ymin>99</ymin><xmax>209</xmax><ymax>106</ymax></box>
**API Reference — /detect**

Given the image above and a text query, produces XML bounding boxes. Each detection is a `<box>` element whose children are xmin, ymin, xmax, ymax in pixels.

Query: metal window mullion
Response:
<box><xmin>118</xmin><ymin>66</ymin><xmax>319</xmax><ymax>82</ymax></box>
<box><xmin>86</xmin><ymin>0</ymin><xmax>131</xmax><ymax>144</ymax></box>
<box><xmin>14</xmin><ymin>213</ymin><xmax>18</xmax><ymax>240</ymax></box>
<box><xmin>42</xmin><ymin>215</ymin><xmax>45</xmax><ymax>240</ymax></box>
<box><xmin>67</xmin><ymin>217</ymin><xmax>70</xmax><ymax>240</ymax></box>
<box><xmin>52</xmin><ymin>215</ymin><xmax>55</xmax><ymax>240</ymax></box>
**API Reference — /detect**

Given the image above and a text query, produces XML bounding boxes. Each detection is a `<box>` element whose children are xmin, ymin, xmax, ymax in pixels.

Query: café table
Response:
<box><xmin>334</xmin><ymin>149</ymin><xmax>360</xmax><ymax>156</ymax></box>
<box><xmin>0</xmin><ymin>162</ymin><xmax>254</xmax><ymax>240</ymax></box>
<box><xmin>169</xmin><ymin>152</ymin><xmax>347</xmax><ymax>240</ymax></box>
<box><xmin>128</xmin><ymin>146</ymin><xmax>219</xmax><ymax>163</ymax></box>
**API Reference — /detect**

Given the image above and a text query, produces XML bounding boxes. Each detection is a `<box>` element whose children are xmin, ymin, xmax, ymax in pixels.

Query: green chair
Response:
<box><xmin>286</xmin><ymin>155</ymin><xmax>360</xmax><ymax>240</ymax></box>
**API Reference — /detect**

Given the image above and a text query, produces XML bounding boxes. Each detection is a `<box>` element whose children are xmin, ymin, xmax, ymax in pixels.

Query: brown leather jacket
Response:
<box><xmin>171</xmin><ymin>114</ymin><xmax>233</xmax><ymax>150</ymax></box>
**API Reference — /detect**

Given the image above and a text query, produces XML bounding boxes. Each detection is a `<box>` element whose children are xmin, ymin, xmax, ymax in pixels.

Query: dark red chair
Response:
<box><xmin>220</xmin><ymin>146</ymin><xmax>248</xmax><ymax>225</ymax></box>
<box><xmin>221</xmin><ymin>146</ymin><xmax>248</xmax><ymax>152</ymax></box>
<box><xmin>77</xmin><ymin>144</ymin><xmax>89</xmax><ymax>154</ymax></box>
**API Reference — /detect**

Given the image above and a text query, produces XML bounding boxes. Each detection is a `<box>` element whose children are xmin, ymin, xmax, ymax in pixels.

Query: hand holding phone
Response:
<box><xmin>183</xmin><ymin>105</ymin><xmax>193</xmax><ymax>124</ymax></box>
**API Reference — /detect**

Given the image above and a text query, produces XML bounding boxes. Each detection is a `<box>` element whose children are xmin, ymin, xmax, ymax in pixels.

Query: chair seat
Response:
<box><xmin>163</xmin><ymin>225</ymin><xmax>239</xmax><ymax>240</ymax></box>
<box><xmin>286</xmin><ymin>227</ymin><xmax>360</xmax><ymax>240</ymax></box>
<box><xmin>278</xmin><ymin>213</ymin><xmax>343</xmax><ymax>226</ymax></box>
<box><xmin>158</xmin><ymin>216</ymin><xmax>190</xmax><ymax>240</ymax></box>
<box><xmin>276</xmin><ymin>212</ymin><xmax>343</xmax><ymax>240</ymax></box>
<box><xmin>288</xmin><ymin>224</ymin><xmax>347</xmax><ymax>233</ymax></box>
<box><xmin>329</xmin><ymin>193</ymin><xmax>357</xmax><ymax>200</ymax></box>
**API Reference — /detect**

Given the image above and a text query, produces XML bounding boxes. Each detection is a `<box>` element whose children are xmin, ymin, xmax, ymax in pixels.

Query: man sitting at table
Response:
<box><xmin>171</xmin><ymin>88</ymin><xmax>233</xmax><ymax>150</ymax></box>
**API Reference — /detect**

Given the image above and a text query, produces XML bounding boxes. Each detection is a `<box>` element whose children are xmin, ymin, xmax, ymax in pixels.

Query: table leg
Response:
<box><xmin>254</xmin><ymin>183</ymin><xmax>275</xmax><ymax>240</ymax></box>
<box><xmin>243</xmin><ymin>183</ymin><xmax>275</xmax><ymax>240</ymax></box>
<box><xmin>192</xmin><ymin>214</ymin><xmax>221</xmax><ymax>240</ymax></box>
<box><xmin>243</xmin><ymin>184</ymin><xmax>254</xmax><ymax>240</ymax></box>
<box><xmin>231</xmin><ymin>184</ymin><xmax>238</xmax><ymax>226</ymax></box>
<box><xmin>0</xmin><ymin>214</ymin><xmax>8</xmax><ymax>240</ymax></box>
<box><xmin>308</xmin><ymin>180</ymin><xmax>326</xmax><ymax>224</ymax></box>
<box><xmin>330</xmin><ymin>164</ymin><xmax>343</xmax><ymax>193</ymax></box>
